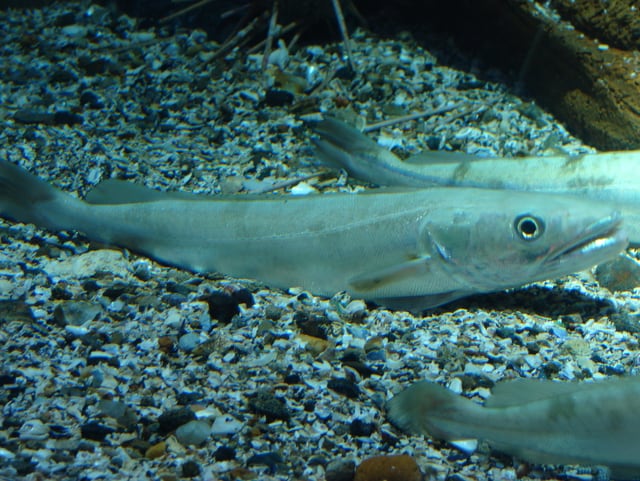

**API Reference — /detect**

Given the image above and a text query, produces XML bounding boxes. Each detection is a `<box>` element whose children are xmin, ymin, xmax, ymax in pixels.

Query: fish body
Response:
<box><xmin>387</xmin><ymin>377</ymin><xmax>640</xmax><ymax>479</ymax></box>
<box><xmin>313</xmin><ymin>118</ymin><xmax>640</xmax><ymax>245</ymax></box>
<box><xmin>0</xmin><ymin>161</ymin><xmax>627</xmax><ymax>310</ymax></box>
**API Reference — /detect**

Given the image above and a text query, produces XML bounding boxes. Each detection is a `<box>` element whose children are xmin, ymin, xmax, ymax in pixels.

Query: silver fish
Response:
<box><xmin>387</xmin><ymin>377</ymin><xmax>640</xmax><ymax>479</ymax></box>
<box><xmin>0</xmin><ymin>160</ymin><xmax>627</xmax><ymax>310</ymax></box>
<box><xmin>313</xmin><ymin>117</ymin><xmax>640</xmax><ymax>245</ymax></box>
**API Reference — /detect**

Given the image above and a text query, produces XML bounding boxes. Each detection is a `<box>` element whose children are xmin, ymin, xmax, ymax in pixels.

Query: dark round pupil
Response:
<box><xmin>519</xmin><ymin>218</ymin><xmax>538</xmax><ymax>236</ymax></box>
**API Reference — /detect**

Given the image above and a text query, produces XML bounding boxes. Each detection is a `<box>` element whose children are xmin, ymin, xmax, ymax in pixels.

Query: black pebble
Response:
<box><xmin>12</xmin><ymin>455</ymin><xmax>36</xmax><ymax>476</ymax></box>
<box><xmin>13</xmin><ymin>109</ymin><xmax>53</xmax><ymax>124</ymax></box>
<box><xmin>327</xmin><ymin>377</ymin><xmax>360</xmax><ymax>399</ymax></box>
<box><xmin>203</xmin><ymin>291</ymin><xmax>239</xmax><ymax>323</ymax></box>
<box><xmin>213</xmin><ymin>445</ymin><xmax>236</xmax><ymax>461</ymax></box>
<box><xmin>176</xmin><ymin>391</ymin><xmax>202</xmax><ymax>405</ymax></box>
<box><xmin>52</xmin><ymin>110</ymin><xmax>84</xmax><ymax>126</ymax></box>
<box><xmin>294</xmin><ymin>311</ymin><xmax>330</xmax><ymax>339</ymax></box>
<box><xmin>264</xmin><ymin>89</ymin><xmax>294</xmax><ymax>107</ymax></box>
<box><xmin>80</xmin><ymin>91</ymin><xmax>104</xmax><ymax>109</ymax></box>
<box><xmin>284</xmin><ymin>372</ymin><xmax>301</xmax><ymax>385</ymax></box>
<box><xmin>349</xmin><ymin>418</ymin><xmax>375</xmax><ymax>437</ymax></box>
<box><xmin>334</xmin><ymin>65</ymin><xmax>356</xmax><ymax>80</ymax></box>
<box><xmin>248</xmin><ymin>390</ymin><xmax>290</xmax><ymax>421</ymax></box>
<box><xmin>325</xmin><ymin>459</ymin><xmax>355</xmax><ymax>481</ymax></box>
<box><xmin>157</xmin><ymin>407</ymin><xmax>196</xmax><ymax>435</ymax></box>
<box><xmin>80</xmin><ymin>421</ymin><xmax>115</xmax><ymax>441</ymax></box>
<box><xmin>232</xmin><ymin>288</ymin><xmax>254</xmax><ymax>307</ymax></box>
<box><xmin>247</xmin><ymin>452</ymin><xmax>283</xmax><ymax>474</ymax></box>
<box><xmin>181</xmin><ymin>460</ymin><xmax>201</xmax><ymax>477</ymax></box>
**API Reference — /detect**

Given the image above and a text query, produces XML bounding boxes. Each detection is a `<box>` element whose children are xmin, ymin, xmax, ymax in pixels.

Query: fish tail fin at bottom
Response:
<box><xmin>0</xmin><ymin>161</ymin><xmax>83</xmax><ymax>230</ymax></box>
<box><xmin>387</xmin><ymin>381</ymin><xmax>478</xmax><ymax>441</ymax></box>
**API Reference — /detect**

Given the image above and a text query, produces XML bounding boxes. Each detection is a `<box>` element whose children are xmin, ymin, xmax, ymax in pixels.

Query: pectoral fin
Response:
<box><xmin>348</xmin><ymin>256</ymin><xmax>432</xmax><ymax>292</ymax></box>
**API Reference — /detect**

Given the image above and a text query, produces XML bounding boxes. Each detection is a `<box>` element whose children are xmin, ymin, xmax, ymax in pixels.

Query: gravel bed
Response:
<box><xmin>1</xmin><ymin>2</ymin><xmax>639</xmax><ymax>481</ymax></box>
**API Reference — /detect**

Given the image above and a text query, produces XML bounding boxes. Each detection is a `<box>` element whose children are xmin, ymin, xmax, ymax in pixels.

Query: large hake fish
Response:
<box><xmin>0</xmin><ymin>160</ymin><xmax>627</xmax><ymax>310</ymax></box>
<box><xmin>313</xmin><ymin>117</ymin><xmax>640</xmax><ymax>245</ymax></box>
<box><xmin>387</xmin><ymin>377</ymin><xmax>640</xmax><ymax>479</ymax></box>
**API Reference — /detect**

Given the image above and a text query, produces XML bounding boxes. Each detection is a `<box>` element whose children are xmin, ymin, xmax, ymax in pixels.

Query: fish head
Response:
<box><xmin>419</xmin><ymin>191</ymin><xmax>628</xmax><ymax>291</ymax></box>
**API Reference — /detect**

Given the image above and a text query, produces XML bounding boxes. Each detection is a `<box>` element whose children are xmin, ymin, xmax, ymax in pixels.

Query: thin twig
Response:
<box><xmin>252</xmin><ymin>173</ymin><xmax>324</xmax><ymax>194</ymax></box>
<box><xmin>331</xmin><ymin>0</ymin><xmax>356</xmax><ymax>73</ymax></box>
<box><xmin>211</xmin><ymin>12</ymin><xmax>267</xmax><ymax>61</ymax></box>
<box><xmin>362</xmin><ymin>102</ymin><xmax>466</xmax><ymax>132</ymax></box>
<box><xmin>159</xmin><ymin>0</ymin><xmax>218</xmax><ymax>24</ymax></box>
<box><xmin>247</xmin><ymin>20</ymin><xmax>298</xmax><ymax>54</ymax></box>
<box><xmin>262</xmin><ymin>0</ymin><xmax>279</xmax><ymax>72</ymax></box>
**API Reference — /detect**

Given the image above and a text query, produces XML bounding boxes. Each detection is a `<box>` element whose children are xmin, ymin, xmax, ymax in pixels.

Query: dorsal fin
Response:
<box><xmin>85</xmin><ymin>180</ymin><xmax>207</xmax><ymax>204</ymax></box>
<box><xmin>485</xmin><ymin>379</ymin><xmax>588</xmax><ymax>408</ymax></box>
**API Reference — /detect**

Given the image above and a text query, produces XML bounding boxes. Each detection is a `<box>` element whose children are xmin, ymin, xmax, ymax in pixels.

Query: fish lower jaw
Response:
<box><xmin>549</xmin><ymin>217</ymin><xmax>627</xmax><ymax>266</ymax></box>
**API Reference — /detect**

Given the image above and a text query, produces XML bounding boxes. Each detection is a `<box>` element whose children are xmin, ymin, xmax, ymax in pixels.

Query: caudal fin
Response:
<box><xmin>387</xmin><ymin>381</ymin><xmax>478</xmax><ymax>441</ymax></box>
<box><xmin>0</xmin><ymin>161</ymin><xmax>82</xmax><ymax>229</ymax></box>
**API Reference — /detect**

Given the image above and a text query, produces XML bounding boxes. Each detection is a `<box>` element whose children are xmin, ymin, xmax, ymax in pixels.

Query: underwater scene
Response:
<box><xmin>1</xmin><ymin>1</ymin><xmax>640</xmax><ymax>480</ymax></box>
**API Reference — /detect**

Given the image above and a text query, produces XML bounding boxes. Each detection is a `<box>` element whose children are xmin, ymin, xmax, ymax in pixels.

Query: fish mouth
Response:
<box><xmin>547</xmin><ymin>213</ymin><xmax>627</xmax><ymax>264</ymax></box>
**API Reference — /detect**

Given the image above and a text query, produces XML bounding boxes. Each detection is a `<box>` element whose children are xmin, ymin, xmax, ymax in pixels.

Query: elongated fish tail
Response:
<box><xmin>387</xmin><ymin>381</ymin><xmax>478</xmax><ymax>441</ymax></box>
<box><xmin>0</xmin><ymin>160</ymin><xmax>84</xmax><ymax>230</ymax></box>
<box><xmin>311</xmin><ymin>117</ymin><xmax>403</xmax><ymax>182</ymax></box>
<box><xmin>311</xmin><ymin>118</ymin><xmax>366</xmax><ymax>170</ymax></box>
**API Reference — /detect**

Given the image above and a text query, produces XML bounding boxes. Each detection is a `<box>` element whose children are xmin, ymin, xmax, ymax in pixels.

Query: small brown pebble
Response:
<box><xmin>158</xmin><ymin>336</ymin><xmax>175</xmax><ymax>354</ymax></box>
<box><xmin>145</xmin><ymin>441</ymin><xmax>167</xmax><ymax>459</ymax></box>
<box><xmin>298</xmin><ymin>334</ymin><xmax>330</xmax><ymax>355</ymax></box>
<box><xmin>354</xmin><ymin>454</ymin><xmax>422</xmax><ymax>481</ymax></box>
<box><xmin>227</xmin><ymin>467</ymin><xmax>258</xmax><ymax>480</ymax></box>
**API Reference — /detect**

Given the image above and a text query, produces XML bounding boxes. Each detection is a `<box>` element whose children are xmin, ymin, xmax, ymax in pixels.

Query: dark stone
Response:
<box><xmin>349</xmin><ymin>419</ymin><xmax>375</xmax><ymax>437</ymax></box>
<box><xmin>50</xmin><ymin>68</ymin><xmax>79</xmax><ymax>83</ymax></box>
<box><xmin>334</xmin><ymin>65</ymin><xmax>356</xmax><ymax>80</ymax></box>
<box><xmin>181</xmin><ymin>459</ymin><xmax>201</xmax><ymax>477</ymax></box>
<box><xmin>176</xmin><ymin>391</ymin><xmax>202</xmax><ymax>405</ymax></box>
<box><xmin>341</xmin><ymin>360</ymin><xmax>379</xmax><ymax>378</ymax></box>
<box><xmin>164</xmin><ymin>292</ymin><xmax>187</xmax><ymax>306</ymax></box>
<box><xmin>49</xmin><ymin>424</ymin><xmax>72</xmax><ymax>439</ymax></box>
<box><xmin>327</xmin><ymin>377</ymin><xmax>360</xmax><ymax>399</ymax></box>
<box><xmin>213</xmin><ymin>445</ymin><xmax>236</xmax><ymax>461</ymax></box>
<box><xmin>157</xmin><ymin>407</ymin><xmax>196</xmax><ymax>435</ymax></box>
<box><xmin>542</xmin><ymin>361</ymin><xmax>562</xmax><ymax>377</ymax></box>
<box><xmin>203</xmin><ymin>291</ymin><xmax>239</xmax><ymax>323</ymax></box>
<box><xmin>247</xmin><ymin>390</ymin><xmax>290</xmax><ymax>421</ymax></box>
<box><xmin>12</xmin><ymin>455</ymin><xmax>36</xmax><ymax>476</ymax></box>
<box><xmin>610</xmin><ymin>312</ymin><xmax>640</xmax><ymax>333</ymax></box>
<box><xmin>247</xmin><ymin>452</ymin><xmax>283</xmax><ymax>474</ymax></box>
<box><xmin>263</xmin><ymin>89</ymin><xmax>294</xmax><ymax>107</ymax></box>
<box><xmin>284</xmin><ymin>373</ymin><xmax>301</xmax><ymax>385</ymax></box>
<box><xmin>87</xmin><ymin>350</ymin><xmax>119</xmax><ymax>367</ymax></box>
<box><xmin>50</xmin><ymin>284</ymin><xmax>73</xmax><ymax>300</ymax></box>
<box><xmin>77</xmin><ymin>56</ymin><xmax>112</xmax><ymax>75</ymax></box>
<box><xmin>294</xmin><ymin>311</ymin><xmax>330</xmax><ymax>339</ymax></box>
<box><xmin>595</xmin><ymin>255</ymin><xmax>640</xmax><ymax>292</ymax></box>
<box><xmin>52</xmin><ymin>110</ymin><xmax>83</xmax><ymax>126</ymax></box>
<box><xmin>0</xmin><ymin>373</ymin><xmax>17</xmax><ymax>386</ymax></box>
<box><xmin>525</xmin><ymin>341</ymin><xmax>540</xmax><ymax>354</ymax></box>
<box><xmin>80</xmin><ymin>421</ymin><xmax>115</xmax><ymax>441</ymax></box>
<box><xmin>599</xmin><ymin>364</ymin><xmax>626</xmax><ymax>376</ymax></box>
<box><xmin>80</xmin><ymin>91</ymin><xmax>104</xmax><ymax>109</ymax></box>
<box><xmin>13</xmin><ymin>109</ymin><xmax>54</xmax><ymax>124</ymax></box>
<box><xmin>232</xmin><ymin>288</ymin><xmax>254</xmax><ymax>307</ymax></box>
<box><xmin>325</xmin><ymin>458</ymin><xmax>356</xmax><ymax>481</ymax></box>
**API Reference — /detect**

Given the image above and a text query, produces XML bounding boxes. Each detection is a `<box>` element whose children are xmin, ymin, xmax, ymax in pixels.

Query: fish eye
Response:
<box><xmin>514</xmin><ymin>215</ymin><xmax>544</xmax><ymax>241</ymax></box>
